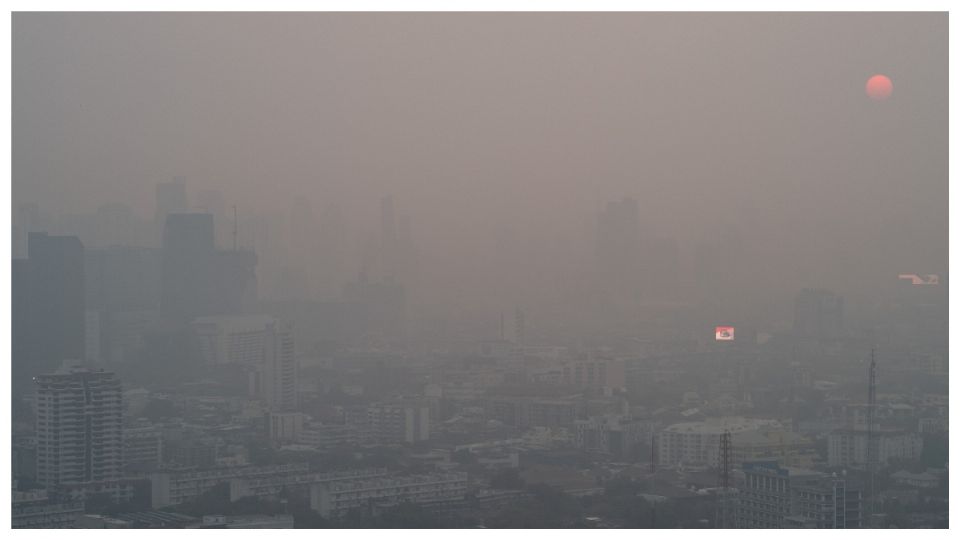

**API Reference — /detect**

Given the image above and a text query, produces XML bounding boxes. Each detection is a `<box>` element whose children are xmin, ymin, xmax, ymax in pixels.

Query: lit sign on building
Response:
<box><xmin>715</xmin><ymin>326</ymin><xmax>735</xmax><ymax>341</ymax></box>
<box><xmin>898</xmin><ymin>274</ymin><xmax>939</xmax><ymax>285</ymax></box>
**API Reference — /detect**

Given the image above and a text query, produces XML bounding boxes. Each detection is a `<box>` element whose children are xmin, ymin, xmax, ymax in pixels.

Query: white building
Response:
<box><xmin>247</xmin><ymin>321</ymin><xmax>298</xmax><ymax>412</ymax></box>
<box><xmin>35</xmin><ymin>366</ymin><xmax>123</xmax><ymax>489</ymax></box>
<box><xmin>658</xmin><ymin>417</ymin><xmax>783</xmax><ymax>469</ymax></box>
<box><xmin>310</xmin><ymin>472</ymin><xmax>468</xmax><ymax>518</ymax></box>
<box><xmin>827</xmin><ymin>430</ymin><xmax>923</xmax><ymax>468</ymax></box>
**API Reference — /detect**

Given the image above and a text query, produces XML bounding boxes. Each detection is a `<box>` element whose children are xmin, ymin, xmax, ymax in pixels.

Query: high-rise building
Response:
<box><xmin>154</xmin><ymin>178</ymin><xmax>188</xmax><ymax>243</ymax></box>
<box><xmin>794</xmin><ymin>288</ymin><xmax>844</xmax><ymax>339</ymax></box>
<box><xmin>161</xmin><ymin>212</ymin><xmax>215</xmax><ymax>320</ymax></box>
<box><xmin>737</xmin><ymin>461</ymin><xmax>862</xmax><ymax>528</ymax></box>
<box><xmin>12</xmin><ymin>233</ymin><xmax>86</xmax><ymax>391</ymax></box>
<box><xmin>35</xmin><ymin>366</ymin><xmax>123</xmax><ymax>489</ymax></box>
<box><xmin>247</xmin><ymin>321</ymin><xmax>298</xmax><ymax>412</ymax></box>
<box><xmin>162</xmin><ymin>213</ymin><xmax>257</xmax><ymax>322</ymax></box>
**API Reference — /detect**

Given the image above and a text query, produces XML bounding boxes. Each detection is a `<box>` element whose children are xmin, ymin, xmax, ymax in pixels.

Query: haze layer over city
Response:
<box><xmin>11</xmin><ymin>12</ymin><xmax>948</xmax><ymax>530</ymax></box>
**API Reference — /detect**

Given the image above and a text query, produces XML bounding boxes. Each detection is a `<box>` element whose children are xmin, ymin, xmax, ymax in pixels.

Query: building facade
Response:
<box><xmin>737</xmin><ymin>461</ymin><xmax>862</xmax><ymax>529</ymax></box>
<box><xmin>310</xmin><ymin>472</ymin><xmax>468</xmax><ymax>519</ymax></box>
<box><xmin>35</xmin><ymin>366</ymin><xmax>123</xmax><ymax>489</ymax></box>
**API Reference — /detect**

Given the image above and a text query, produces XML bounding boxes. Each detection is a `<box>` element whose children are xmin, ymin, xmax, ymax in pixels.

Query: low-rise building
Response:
<box><xmin>12</xmin><ymin>489</ymin><xmax>85</xmax><ymax>529</ymax></box>
<box><xmin>310</xmin><ymin>472</ymin><xmax>468</xmax><ymax>519</ymax></box>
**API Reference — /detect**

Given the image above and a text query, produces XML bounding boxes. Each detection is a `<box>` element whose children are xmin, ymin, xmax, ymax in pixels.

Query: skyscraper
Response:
<box><xmin>248</xmin><ymin>320</ymin><xmax>298</xmax><ymax>412</ymax></box>
<box><xmin>35</xmin><ymin>366</ymin><xmax>123</xmax><ymax>489</ymax></box>
<box><xmin>161</xmin><ymin>212</ymin><xmax>215</xmax><ymax>321</ymax></box>
<box><xmin>12</xmin><ymin>233</ymin><xmax>86</xmax><ymax>391</ymax></box>
<box><xmin>161</xmin><ymin>212</ymin><xmax>257</xmax><ymax>323</ymax></box>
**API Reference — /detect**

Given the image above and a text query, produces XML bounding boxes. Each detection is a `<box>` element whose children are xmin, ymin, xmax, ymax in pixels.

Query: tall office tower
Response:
<box><xmin>248</xmin><ymin>321</ymin><xmax>298</xmax><ymax>412</ymax></box>
<box><xmin>154</xmin><ymin>178</ymin><xmax>188</xmax><ymax>244</ymax></box>
<box><xmin>12</xmin><ymin>233</ymin><xmax>86</xmax><ymax>391</ymax></box>
<box><xmin>35</xmin><ymin>366</ymin><xmax>123</xmax><ymax>489</ymax></box>
<box><xmin>161</xmin><ymin>213</ymin><xmax>215</xmax><ymax>321</ymax></box>
<box><xmin>793</xmin><ymin>288</ymin><xmax>844</xmax><ymax>340</ymax></box>
<box><xmin>85</xmin><ymin>246</ymin><xmax>163</xmax><ymax>363</ymax></box>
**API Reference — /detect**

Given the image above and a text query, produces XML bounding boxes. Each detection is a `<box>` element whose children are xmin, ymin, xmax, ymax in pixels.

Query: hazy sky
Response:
<box><xmin>12</xmin><ymin>12</ymin><xmax>948</xmax><ymax>329</ymax></box>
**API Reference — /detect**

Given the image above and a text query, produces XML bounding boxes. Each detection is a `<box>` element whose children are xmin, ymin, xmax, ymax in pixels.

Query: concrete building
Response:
<box><xmin>229</xmin><ymin>468</ymin><xmax>387</xmax><ymax>502</ymax></box>
<box><xmin>827</xmin><ymin>430</ymin><xmax>923</xmax><ymax>468</ymax></box>
<box><xmin>737</xmin><ymin>461</ymin><xmax>862</xmax><ymax>529</ymax></box>
<box><xmin>367</xmin><ymin>402</ymin><xmax>430</xmax><ymax>444</ymax></box>
<box><xmin>574</xmin><ymin>414</ymin><xmax>645</xmax><ymax>459</ymax></box>
<box><xmin>658</xmin><ymin>417</ymin><xmax>784</xmax><ymax>469</ymax></box>
<box><xmin>310</xmin><ymin>472</ymin><xmax>468</xmax><ymax>518</ymax></box>
<box><xmin>298</xmin><ymin>422</ymin><xmax>362</xmax><ymax>450</ymax></box>
<box><xmin>194</xmin><ymin>314</ymin><xmax>280</xmax><ymax>365</ymax></box>
<box><xmin>35</xmin><ymin>366</ymin><xmax>123</xmax><ymax>489</ymax></box>
<box><xmin>562</xmin><ymin>357</ymin><xmax>626</xmax><ymax>392</ymax></box>
<box><xmin>150</xmin><ymin>463</ymin><xmax>310</xmax><ymax>509</ymax></box>
<box><xmin>12</xmin><ymin>489</ymin><xmax>84</xmax><ymax>529</ymax></box>
<box><xmin>268</xmin><ymin>411</ymin><xmax>306</xmax><ymax>443</ymax></box>
<box><xmin>246</xmin><ymin>320</ymin><xmax>298</xmax><ymax>412</ymax></box>
<box><xmin>123</xmin><ymin>424</ymin><xmax>163</xmax><ymax>473</ymax></box>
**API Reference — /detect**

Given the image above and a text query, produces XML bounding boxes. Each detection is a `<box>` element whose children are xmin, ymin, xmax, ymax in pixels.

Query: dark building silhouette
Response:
<box><xmin>85</xmin><ymin>246</ymin><xmax>163</xmax><ymax>363</ymax></box>
<box><xmin>12</xmin><ymin>233</ymin><xmax>86</xmax><ymax>392</ymax></box>
<box><xmin>154</xmin><ymin>178</ymin><xmax>188</xmax><ymax>244</ymax></box>
<box><xmin>161</xmin><ymin>213</ymin><xmax>216</xmax><ymax>321</ymax></box>
<box><xmin>161</xmin><ymin>212</ymin><xmax>257</xmax><ymax>323</ymax></box>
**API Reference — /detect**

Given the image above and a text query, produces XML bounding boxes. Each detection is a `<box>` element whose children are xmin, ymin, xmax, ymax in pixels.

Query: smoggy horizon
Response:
<box><xmin>12</xmin><ymin>12</ymin><xmax>947</xmax><ymax>343</ymax></box>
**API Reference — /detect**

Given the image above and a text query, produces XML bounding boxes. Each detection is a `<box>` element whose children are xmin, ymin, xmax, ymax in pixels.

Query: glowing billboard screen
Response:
<box><xmin>898</xmin><ymin>274</ymin><xmax>939</xmax><ymax>285</ymax></box>
<box><xmin>715</xmin><ymin>326</ymin><xmax>735</xmax><ymax>341</ymax></box>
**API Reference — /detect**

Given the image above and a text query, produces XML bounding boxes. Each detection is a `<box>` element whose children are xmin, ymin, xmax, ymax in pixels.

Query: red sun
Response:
<box><xmin>866</xmin><ymin>74</ymin><xmax>893</xmax><ymax>101</ymax></box>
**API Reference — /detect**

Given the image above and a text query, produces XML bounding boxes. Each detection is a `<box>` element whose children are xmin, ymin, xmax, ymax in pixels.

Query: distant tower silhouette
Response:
<box><xmin>515</xmin><ymin>308</ymin><xmax>526</xmax><ymax>347</ymax></box>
